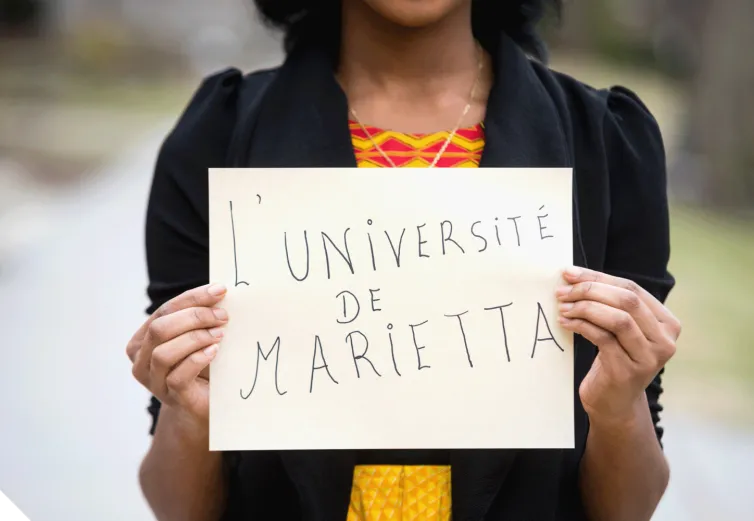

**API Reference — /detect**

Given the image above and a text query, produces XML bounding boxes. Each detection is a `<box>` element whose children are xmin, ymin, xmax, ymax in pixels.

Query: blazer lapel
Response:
<box><xmin>278</xmin><ymin>450</ymin><xmax>356</xmax><ymax>521</ymax></box>
<box><xmin>478</xmin><ymin>33</ymin><xmax>588</xmax><ymax>270</ymax></box>
<box><xmin>450</xmin><ymin>34</ymin><xmax>575</xmax><ymax>521</ymax></box>
<box><xmin>243</xmin><ymin>46</ymin><xmax>358</xmax><ymax>521</ymax></box>
<box><xmin>246</xmin><ymin>45</ymin><xmax>356</xmax><ymax>169</ymax></box>
<box><xmin>243</xmin><ymin>33</ymin><xmax>579</xmax><ymax>521</ymax></box>
<box><xmin>479</xmin><ymin>35</ymin><xmax>569</xmax><ymax>169</ymax></box>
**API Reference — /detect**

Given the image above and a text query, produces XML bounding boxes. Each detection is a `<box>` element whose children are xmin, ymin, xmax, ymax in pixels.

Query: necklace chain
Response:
<box><xmin>349</xmin><ymin>44</ymin><xmax>484</xmax><ymax>169</ymax></box>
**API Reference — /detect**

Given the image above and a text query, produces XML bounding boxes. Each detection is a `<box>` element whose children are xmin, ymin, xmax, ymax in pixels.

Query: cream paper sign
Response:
<box><xmin>209</xmin><ymin>168</ymin><xmax>574</xmax><ymax>451</ymax></box>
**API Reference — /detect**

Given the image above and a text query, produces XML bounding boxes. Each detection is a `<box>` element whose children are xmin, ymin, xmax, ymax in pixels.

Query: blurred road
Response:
<box><xmin>0</xmin><ymin>125</ymin><xmax>753</xmax><ymax>521</ymax></box>
<box><xmin>0</xmin><ymin>125</ymin><xmax>163</xmax><ymax>521</ymax></box>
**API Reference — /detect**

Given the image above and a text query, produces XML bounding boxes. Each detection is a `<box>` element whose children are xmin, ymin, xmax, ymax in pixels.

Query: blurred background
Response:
<box><xmin>0</xmin><ymin>1</ymin><xmax>752</xmax><ymax>520</ymax></box>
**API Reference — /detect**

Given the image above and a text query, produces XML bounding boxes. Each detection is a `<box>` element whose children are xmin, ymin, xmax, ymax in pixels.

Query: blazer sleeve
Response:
<box><xmin>142</xmin><ymin>69</ymin><xmax>298</xmax><ymax>520</ymax></box>
<box><xmin>602</xmin><ymin>86</ymin><xmax>676</xmax><ymax>443</ymax></box>
<box><xmin>145</xmin><ymin>68</ymin><xmax>242</xmax><ymax>313</ymax></box>
<box><xmin>143</xmin><ymin>68</ymin><xmax>242</xmax><ymax>434</ymax></box>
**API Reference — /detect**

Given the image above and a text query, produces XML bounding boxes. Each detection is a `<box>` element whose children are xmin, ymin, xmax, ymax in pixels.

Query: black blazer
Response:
<box><xmin>144</xmin><ymin>33</ymin><xmax>674</xmax><ymax>521</ymax></box>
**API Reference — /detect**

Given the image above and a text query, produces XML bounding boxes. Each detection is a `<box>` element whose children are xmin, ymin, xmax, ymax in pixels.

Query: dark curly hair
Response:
<box><xmin>253</xmin><ymin>0</ymin><xmax>562</xmax><ymax>62</ymax></box>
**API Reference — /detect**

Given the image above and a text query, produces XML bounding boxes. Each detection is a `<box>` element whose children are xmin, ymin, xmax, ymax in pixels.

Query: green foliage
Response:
<box><xmin>60</xmin><ymin>19</ymin><xmax>187</xmax><ymax>79</ymax></box>
<box><xmin>667</xmin><ymin>204</ymin><xmax>754</xmax><ymax>402</ymax></box>
<box><xmin>545</xmin><ymin>0</ymin><xmax>676</xmax><ymax>76</ymax></box>
<box><xmin>63</xmin><ymin>19</ymin><xmax>133</xmax><ymax>74</ymax></box>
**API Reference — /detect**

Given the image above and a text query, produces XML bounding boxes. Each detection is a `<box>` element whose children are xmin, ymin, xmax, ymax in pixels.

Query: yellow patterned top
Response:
<box><xmin>347</xmin><ymin>120</ymin><xmax>485</xmax><ymax>520</ymax></box>
<box><xmin>348</xmin><ymin>466</ymin><xmax>452</xmax><ymax>521</ymax></box>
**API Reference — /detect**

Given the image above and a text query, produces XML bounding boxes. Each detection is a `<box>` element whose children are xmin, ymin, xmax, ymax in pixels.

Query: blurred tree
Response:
<box><xmin>556</xmin><ymin>0</ymin><xmax>597</xmax><ymax>50</ymax></box>
<box><xmin>651</xmin><ymin>0</ymin><xmax>709</xmax><ymax>78</ymax></box>
<box><xmin>554</xmin><ymin>0</ymin><xmax>659</xmax><ymax>68</ymax></box>
<box><xmin>0</xmin><ymin>0</ymin><xmax>44</xmax><ymax>35</ymax></box>
<box><xmin>675</xmin><ymin>0</ymin><xmax>754</xmax><ymax>208</ymax></box>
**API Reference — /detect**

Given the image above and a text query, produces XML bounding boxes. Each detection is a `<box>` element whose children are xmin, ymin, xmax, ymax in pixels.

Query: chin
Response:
<box><xmin>362</xmin><ymin>0</ymin><xmax>470</xmax><ymax>28</ymax></box>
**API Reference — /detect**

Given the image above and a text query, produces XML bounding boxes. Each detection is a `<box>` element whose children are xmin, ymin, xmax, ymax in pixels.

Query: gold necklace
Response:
<box><xmin>349</xmin><ymin>44</ymin><xmax>484</xmax><ymax>169</ymax></box>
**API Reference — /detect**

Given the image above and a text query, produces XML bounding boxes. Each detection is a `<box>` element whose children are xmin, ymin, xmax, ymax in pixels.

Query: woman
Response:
<box><xmin>127</xmin><ymin>1</ymin><xmax>681</xmax><ymax>520</ymax></box>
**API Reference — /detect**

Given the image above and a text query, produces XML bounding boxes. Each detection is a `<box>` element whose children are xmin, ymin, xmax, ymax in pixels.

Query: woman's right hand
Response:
<box><xmin>127</xmin><ymin>284</ymin><xmax>229</xmax><ymax>430</ymax></box>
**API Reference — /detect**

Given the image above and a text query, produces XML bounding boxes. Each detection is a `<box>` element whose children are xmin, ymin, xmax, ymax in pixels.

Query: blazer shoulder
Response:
<box><xmin>157</xmin><ymin>65</ymin><xmax>281</xmax><ymax>173</ymax></box>
<box><xmin>527</xmin><ymin>60</ymin><xmax>665</xmax><ymax>179</ymax></box>
<box><xmin>529</xmin><ymin>60</ymin><xmax>663</xmax><ymax>149</ymax></box>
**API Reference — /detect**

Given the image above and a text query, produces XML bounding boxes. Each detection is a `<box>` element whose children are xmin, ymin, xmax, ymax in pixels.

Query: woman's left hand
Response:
<box><xmin>556</xmin><ymin>267</ymin><xmax>681</xmax><ymax>426</ymax></box>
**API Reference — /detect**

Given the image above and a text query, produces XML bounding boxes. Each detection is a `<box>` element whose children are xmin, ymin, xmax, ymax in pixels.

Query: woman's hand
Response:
<box><xmin>556</xmin><ymin>267</ymin><xmax>681</xmax><ymax>427</ymax></box>
<box><xmin>127</xmin><ymin>284</ymin><xmax>229</xmax><ymax>430</ymax></box>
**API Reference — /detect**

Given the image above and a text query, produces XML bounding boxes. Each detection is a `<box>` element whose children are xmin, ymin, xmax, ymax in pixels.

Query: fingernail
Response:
<box><xmin>558</xmin><ymin>316</ymin><xmax>570</xmax><ymax>324</ymax></box>
<box><xmin>208</xmin><ymin>284</ymin><xmax>227</xmax><ymax>297</ymax></box>
<box><xmin>559</xmin><ymin>302</ymin><xmax>574</xmax><ymax>313</ymax></box>
<box><xmin>213</xmin><ymin>308</ymin><xmax>228</xmax><ymax>321</ymax></box>
<box><xmin>204</xmin><ymin>344</ymin><xmax>219</xmax><ymax>357</ymax></box>
<box><xmin>555</xmin><ymin>285</ymin><xmax>572</xmax><ymax>297</ymax></box>
<box><xmin>564</xmin><ymin>267</ymin><xmax>582</xmax><ymax>278</ymax></box>
<box><xmin>209</xmin><ymin>327</ymin><xmax>224</xmax><ymax>339</ymax></box>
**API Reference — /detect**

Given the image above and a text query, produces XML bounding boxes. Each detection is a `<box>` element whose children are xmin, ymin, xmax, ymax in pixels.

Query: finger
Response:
<box><xmin>558</xmin><ymin>317</ymin><xmax>630</xmax><ymax>363</ymax></box>
<box><xmin>129</xmin><ymin>284</ymin><xmax>226</xmax><ymax>371</ymax></box>
<box><xmin>133</xmin><ymin>284</ymin><xmax>227</xmax><ymax>348</ymax></box>
<box><xmin>556</xmin><ymin>281</ymin><xmax>662</xmax><ymax>342</ymax></box>
<box><xmin>135</xmin><ymin>305</ymin><xmax>229</xmax><ymax>380</ymax></box>
<box><xmin>559</xmin><ymin>300</ymin><xmax>648</xmax><ymax>363</ymax></box>
<box><xmin>151</xmin><ymin>326</ymin><xmax>225</xmax><ymax>397</ymax></box>
<box><xmin>126</xmin><ymin>337</ymin><xmax>141</xmax><ymax>363</ymax></box>
<box><xmin>145</xmin><ymin>306</ymin><xmax>228</xmax><ymax>348</ymax></box>
<box><xmin>562</xmin><ymin>267</ymin><xmax>671</xmax><ymax>322</ymax></box>
<box><xmin>165</xmin><ymin>344</ymin><xmax>219</xmax><ymax>395</ymax></box>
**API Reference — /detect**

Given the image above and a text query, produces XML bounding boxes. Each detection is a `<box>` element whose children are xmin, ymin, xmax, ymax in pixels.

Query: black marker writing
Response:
<box><xmin>384</xmin><ymin>228</ymin><xmax>406</xmax><ymax>268</ymax></box>
<box><xmin>386</xmin><ymin>323</ymin><xmax>402</xmax><ymax>376</ymax></box>
<box><xmin>538</xmin><ymin>206</ymin><xmax>553</xmax><ymax>240</ymax></box>
<box><xmin>284</xmin><ymin>230</ymin><xmax>310</xmax><ymax>282</ymax></box>
<box><xmin>508</xmin><ymin>216</ymin><xmax>522</xmax><ymax>247</ymax></box>
<box><xmin>322</xmin><ymin>229</ymin><xmax>355</xmax><ymax>279</ymax></box>
<box><xmin>280</xmin><ymin>212</ymin><xmax>557</xmax><ymax>282</ymax></box>
<box><xmin>441</xmin><ymin>220</ymin><xmax>465</xmax><ymax>255</ymax></box>
<box><xmin>229</xmin><ymin>201</ymin><xmax>249</xmax><ymax>287</ymax></box>
<box><xmin>346</xmin><ymin>331</ymin><xmax>382</xmax><ymax>379</ymax></box>
<box><xmin>530</xmin><ymin>302</ymin><xmax>564</xmax><ymax>358</ymax></box>
<box><xmin>410</xmin><ymin>320</ymin><xmax>431</xmax><ymax>370</ymax></box>
<box><xmin>369</xmin><ymin>288</ymin><xmax>382</xmax><ymax>312</ymax></box>
<box><xmin>470</xmin><ymin>221</ymin><xmax>488</xmax><ymax>252</ymax></box>
<box><xmin>445</xmin><ymin>311</ymin><xmax>473</xmax><ymax>367</ymax></box>
<box><xmin>240</xmin><ymin>337</ymin><xmax>286</xmax><ymax>399</ymax></box>
<box><xmin>485</xmin><ymin>303</ymin><xmax>513</xmax><ymax>362</ymax></box>
<box><xmin>309</xmin><ymin>335</ymin><xmax>339</xmax><ymax>392</ymax></box>
<box><xmin>367</xmin><ymin>219</ymin><xmax>377</xmax><ymax>271</ymax></box>
<box><xmin>336</xmin><ymin>290</ymin><xmax>360</xmax><ymax>325</ymax></box>
<box><xmin>417</xmin><ymin>224</ymin><xmax>430</xmax><ymax>258</ymax></box>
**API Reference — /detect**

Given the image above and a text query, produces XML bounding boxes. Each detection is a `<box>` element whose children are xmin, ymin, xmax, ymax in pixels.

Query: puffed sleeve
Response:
<box><xmin>602</xmin><ymin>86</ymin><xmax>675</xmax><ymax>443</ymax></box>
<box><xmin>144</xmin><ymin>68</ymin><xmax>243</xmax><ymax>433</ymax></box>
<box><xmin>142</xmin><ymin>69</ymin><xmax>299</xmax><ymax>518</ymax></box>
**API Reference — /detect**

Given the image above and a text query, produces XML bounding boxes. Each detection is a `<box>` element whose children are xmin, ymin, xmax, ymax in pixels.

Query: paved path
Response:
<box><xmin>0</xmin><ymin>126</ymin><xmax>166</xmax><ymax>521</ymax></box>
<box><xmin>655</xmin><ymin>415</ymin><xmax>754</xmax><ymax>521</ymax></box>
<box><xmin>0</xmin><ymin>126</ymin><xmax>752</xmax><ymax>521</ymax></box>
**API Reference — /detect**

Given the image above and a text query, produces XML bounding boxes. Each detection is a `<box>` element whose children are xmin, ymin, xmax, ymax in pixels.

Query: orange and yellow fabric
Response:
<box><xmin>346</xmin><ymin>120</ymin><xmax>485</xmax><ymax>521</ymax></box>
<box><xmin>351</xmin><ymin>121</ymin><xmax>485</xmax><ymax>168</ymax></box>
<box><xmin>348</xmin><ymin>466</ymin><xmax>452</xmax><ymax>521</ymax></box>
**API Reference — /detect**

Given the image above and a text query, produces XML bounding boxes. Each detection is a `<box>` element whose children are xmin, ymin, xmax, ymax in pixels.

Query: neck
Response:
<box><xmin>338</xmin><ymin>0</ymin><xmax>479</xmax><ymax>92</ymax></box>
